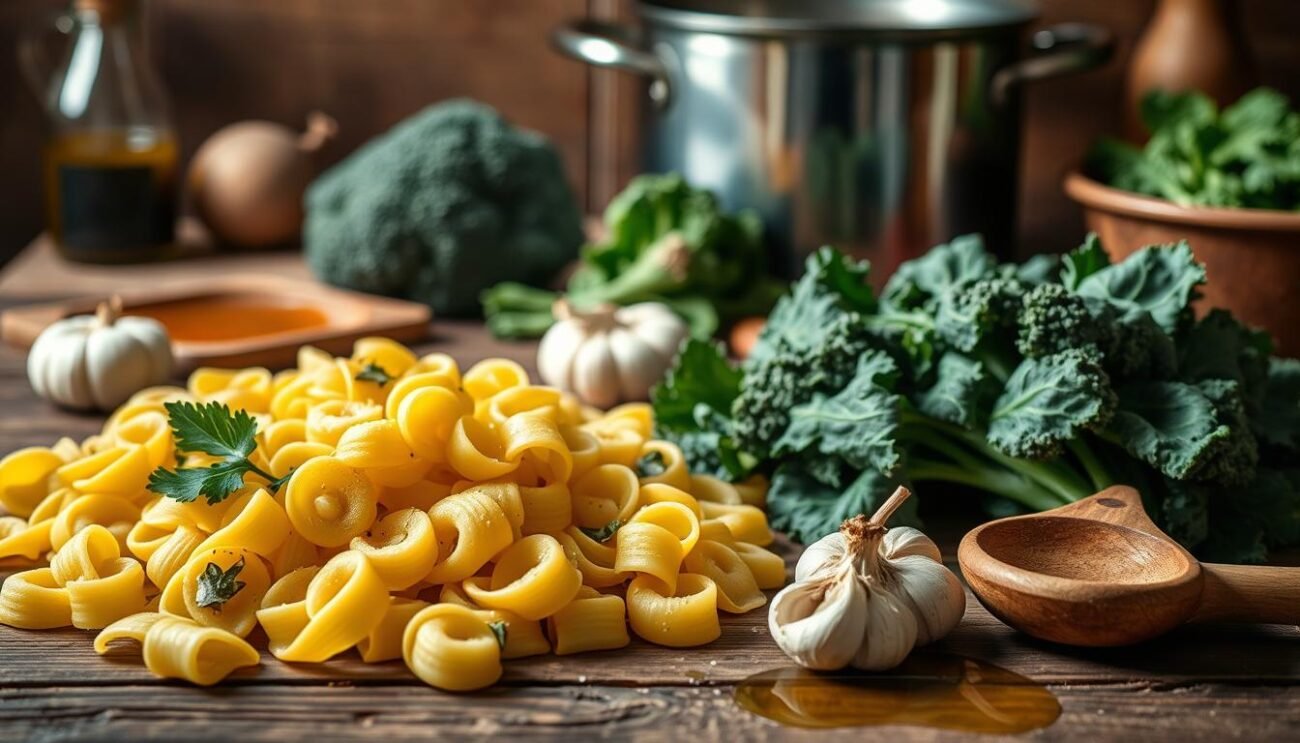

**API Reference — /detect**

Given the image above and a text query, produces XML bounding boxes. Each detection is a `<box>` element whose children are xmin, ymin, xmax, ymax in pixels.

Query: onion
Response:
<box><xmin>187</xmin><ymin>112</ymin><xmax>337</xmax><ymax>249</ymax></box>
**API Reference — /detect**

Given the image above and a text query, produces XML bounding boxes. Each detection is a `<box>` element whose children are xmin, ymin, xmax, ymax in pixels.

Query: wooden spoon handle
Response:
<box><xmin>1191</xmin><ymin>563</ymin><xmax>1300</xmax><ymax>625</ymax></box>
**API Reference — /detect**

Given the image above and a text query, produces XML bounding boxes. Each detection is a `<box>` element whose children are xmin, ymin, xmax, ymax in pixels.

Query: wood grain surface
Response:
<box><xmin>1</xmin><ymin>248</ymin><xmax>1299</xmax><ymax>741</ymax></box>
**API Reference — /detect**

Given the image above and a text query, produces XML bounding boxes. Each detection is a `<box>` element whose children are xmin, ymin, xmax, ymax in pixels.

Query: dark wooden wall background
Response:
<box><xmin>2</xmin><ymin>0</ymin><xmax>1299</xmax><ymax>266</ymax></box>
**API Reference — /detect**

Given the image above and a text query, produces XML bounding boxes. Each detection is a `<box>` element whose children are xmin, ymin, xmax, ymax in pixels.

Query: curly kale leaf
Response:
<box><xmin>652</xmin><ymin>339</ymin><xmax>740</xmax><ymax>429</ymax></box>
<box><xmin>987</xmin><ymin>349</ymin><xmax>1117</xmax><ymax>459</ymax></box>
<box><xmin>882</xmin><ymin>234</ymin><xmax>997</xmax><ymax>311</ymax></box>
<box><xmin>915</xmin><ymin>353</ymin><xmax>997</xmax><ymax>430</ymax></box>
<box><xmin>1075</xmin><ymin>241</ymin><xmax>1205</xmax><ymax>333</ymax></box>
<box><xmin>1061</xmin><ymin>233</ymin><xmax>1111</xmax><ymax>290</ymax></box>
<box><xmin>1253</xmin><ymin>358</ymin><xmax>1300</xmax><ymax>451</ymax></box>
<box><xmin>773</xmin><ymin>352</ymin><xmax>902</xmax><ymax>476</ymax></box>
<box><xmin>749</xmin><ymin>248</ymin><xmax>874</xmax><ymax>366</ymax></box>
<box><xmin>766</xmin><ymin>465</ymin><xmax>919</xmax><ymax>545</ymax></box>
<box><xmin>934</xmin><ymin>277</ymin><xmax>1024</xmax><ymax>353</ymax></box>
<box><xmin>1177</xmin><ymin>309</ymin><xmax>1272</xmax><ymax>399</ymax></box>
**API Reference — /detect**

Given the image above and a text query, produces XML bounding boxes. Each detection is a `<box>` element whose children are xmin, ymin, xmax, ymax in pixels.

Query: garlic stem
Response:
<box><xmin>870</xmin><ymin>486</ymin><xmax>912</xmax><ymax>527</ymax></box>
<box><xmin>298</xmin><ymin>111</ymin><xmax>339</xmax><ymax>153</ymax></box>
<box><xmin>95</xmin><ymin>295</ymin><xmax>124</xmax><ymax>327</ymax></box>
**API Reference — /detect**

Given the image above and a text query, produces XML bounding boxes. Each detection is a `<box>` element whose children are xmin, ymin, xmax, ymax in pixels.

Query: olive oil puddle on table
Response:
<box><xmin>734</xmin><ymin>653</ymin><xmax>1060</xmax><ymax>733</ymax></box>
<box><xmin>127</xmin><ymin>295</ymin><xmax>329</xmax><ymax>342</ymax></box>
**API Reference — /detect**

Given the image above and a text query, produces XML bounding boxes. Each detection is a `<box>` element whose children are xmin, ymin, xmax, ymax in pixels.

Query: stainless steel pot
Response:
<box><xmin>555</xmin><ymin>0</ymin><xmax>1113</xmax><ymax>276</ymax></box>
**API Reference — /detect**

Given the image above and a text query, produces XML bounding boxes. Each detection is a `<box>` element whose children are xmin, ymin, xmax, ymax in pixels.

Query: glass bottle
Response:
<box><xmin>22</xmin><ymin>0</ymin><xmax>179</xmax><ymax>262</ymax></box>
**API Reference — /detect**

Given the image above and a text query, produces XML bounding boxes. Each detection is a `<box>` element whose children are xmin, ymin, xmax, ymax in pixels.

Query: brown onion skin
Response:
<box><xmin>187</xmin><ymin>112</ymin><xmax>336</xmax><ymax>249</ymax></box>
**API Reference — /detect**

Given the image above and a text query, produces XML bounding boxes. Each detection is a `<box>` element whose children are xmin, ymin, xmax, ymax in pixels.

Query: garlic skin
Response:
<box><xmin>769</xmin><ymin>487</ymin><xmax>966</xmax><ymax>672</ymax></box>
<box><xmin>537</xmin><ymin>300</ymin><xmax>688</xmax><ymax>408</ymax></box>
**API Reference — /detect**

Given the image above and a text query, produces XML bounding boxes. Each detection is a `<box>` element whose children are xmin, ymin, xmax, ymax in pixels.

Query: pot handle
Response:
<box><xmin>991</xmin><ymin>22</ymin><xmax>1114</xmax><ymax>104</ymax></box>
<box><xmin>552</xmin><ymin>20</ymin><xmax>671</xmax><ymax>108</ymax></box>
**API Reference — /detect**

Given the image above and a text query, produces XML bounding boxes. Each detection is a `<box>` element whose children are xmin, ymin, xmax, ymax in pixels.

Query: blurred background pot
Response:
<box><xmin>1065</xmin><ymin>171</ymin><xmax>1300</xmax><ymax>356</ymax></box>
<box><xmin>554</xmin><ymin>0</ymin><xmax>1113</xmax><ymax>277</ymax></box>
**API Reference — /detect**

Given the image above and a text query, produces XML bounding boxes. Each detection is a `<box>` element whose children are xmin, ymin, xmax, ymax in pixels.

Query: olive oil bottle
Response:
<box><xmin>26</xmin><ymin>0</ymin><xmax>178</xmax><ymax>262</ymax></box>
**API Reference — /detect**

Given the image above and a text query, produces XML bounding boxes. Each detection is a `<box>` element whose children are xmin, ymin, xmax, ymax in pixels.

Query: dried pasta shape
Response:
<box><xmin>195</xmin><ymin>488</ymin><xmax>290</xmax><ymax>557</ymax></box>
<box><xmin>636</xmin><ymin>440</ymin><xmax>692</xmax><ymax>491</ymax></box>
<box><xmin>0</xmin><ymin>518</ymin><xmax>53</xmax><ymax>561</ymax></box>
<box><xmin>139</xmin><ymin>494</ymin><xmax>231</xmax><ymax>534</ymax></box>
<box><xmin>626</xmin><ymin>573</ymin><xmax>721</xmax><ymax>647</ymax></box>
<box><xmin>142</xmin><ymin>615</ymin><xmax>260</xmax><ymax>686</ymax></box>
<box><xmin>598</xmin><ymin>403</ymin><xmax>654</xmax><ymax>439</ymax></box>
<box><xmin>683</xmin><ymin>540</ymin><xmax>766</xmax><ymax>613</ymax></box>
<box><xmin>407</xmin><ymin>352</ymin><xmax>461</xmax><ymax>382</ymax></box>
<box><xmin>306</xmin><ymin>400</ymin><xmax>383</xmax><ymax>447</ymax></box>
<box><xmin>396</xmin><ymin>386</ymin><xmax>470</xmax><ymax>461</ymax></box>
<box><xmin>63</xmin><ymin>445</ymin><xmax>152</xmax><ymax>497</ymax></box>
<box><xmin>446</xmin><ymin>416</ymin><xmax>517</xmax><ymax>481</ymax></box>
<box><xmin>0</xmin><ymin>568</ymin><xmax>72</xmax><ymax>628</ymax></box>
<box><xmin>50</xmin><ymin>523</ymin><xmax>121</xmax><ymax>585</ymax></box>
<box><xmin>276</xmin><ymin>551</ymin><xmax>387</xmax><ymax>662</ymax></box>
<box><xmin>462</xmin><ymin>358</ymin><xmax>529</xmax><ymax>402</ymax></box>
<box><xmin>363</xmin><ymin>455</ymin><xmax>433</xmax><ymax>490</ymax></box>
<box><xmin>518</xmin><ymin>482</ymin><xmax>572</xmax><ymax>536</ymax></box>
<box><xmin>160</xmin><ymin>547</ymin><xmax>270</xmax><ymax>637</ymax></box>
<box><xmin>425</xmin><ymin>489</ymin><xmax>515</xmax><ymax>584</ymax></box>
<box><xmin>334</xmin><ymin>420</ymin><xmax>417</xmax><ymax>469</ymax></box>
<box><xmin>470</xmin><ymin>607</ymin><xmax>550</xmax><ymax>659</ymax></box>
<box><xmin>558</xmin><ymin>425</ymin><xmax>600</xmax><ymax>480</ymax></box>
<box><xmin>50</xmin><ymin>494</ymin><xmax>141</xmax><ymax>552</ymax></box>
<box><xmin>380</xmin><ymin>479</ymin><xmax>451</xmax><ymax>512</ymax></box>
<box><xmin>732</xmin><ymin>542</ymin><xmax>787</xmax><ymax>590</ymax></box>
<box><xmin>615</xmin><ymin>502</ymin><xmax>701</xmax><ymax>592</ymax></box>
<box><xmin>350</xmin><ymin>508</ymin><xmax>437</xmax><ymax>590</ymax></box>
<box><xmin>353</xmin><ymin>337</ymin><xmax>418</xmax><ymax>378</ymax></box>
<box><xmin>688</xmin><ymin>474</ymin><xmax>744</xmax><ymax>505</ymax></box>
<box><xmin>0</xmin><ymin>447</ymin><xmax>67</xmax><ymax>517</ymax></box>
<box><xmin>255</xmin><ymin>566</ymin><xmax>318</xmax><ymax>658</ymax></box>
<box><xmin>547</xmin><ymin>587</ymin><xmax>630</xmax><ymax>655</ymax></box>
<box><xmin>94</xmin><ymin>611</ymin><xmax>167</xmax><ymax>653</ymax></box>
<box><xmin>145</xmin><ymin>525</ymin><xmax>206</xmax><ymax>589</ymax></box>
<box><xmin>583</xmin><ymin>424</ymin><xmax>643</xmax><ymax>468</ymax></box>
<box><xmin>357</xmin><ymin>596</ymin><xmax>429</xmax><ymax>663</ymax></box>
<box><xmin>190</xmin><ymin>367</ymin><xmax>273</xmax><ymax>413</ymax></box>
<box><xmin>462</xmin><ymin>534</ymin><xmax>582</xmax><ymax>620</ymax></box>
<box><xmin>402</xmin><ymin>603</ymin><xmax>502</xmax><ymax>692</ymax></box>
<box><xmin>638</xmin><ymin>483</ymin><xmax>703</xmax><ymax>518</ymax></box>
<box><xmin>501</xmin><ymin>413</ymin><xmax>573</xmax><ymax>484</ymax></box>
<box><xmin>700</xmin><ymin>502</ymin><xmax>772</xmax><ymax>546</ymax></box>
<box><xmin>260</xmin><ymin>419</ymin><xmax>307</xmax><ymax>459</ymax></box>
<box><xmin>570</xmin><ymin>465</ymin><xmax>640</xmax><ymax>529</ymax></box>
<box><xmin>285</xmin><ymin>457</ymin><xmax>378</xmax><ymax>547</ymax></box>
<box><xmin>698</xmin><ymin>518</ymin><xmax>736</xmax><ymax>544</ymax></box>
<box><xmin>483</xmin><ymin>385</ymin><xmax>563</xmax><ymax>424</ymax></box>
<box><xmin>733</xmin><ymin>474</ymin><xmax>769</xmax><ymax>508</ymax></box>
<box><xmin>267</xmin><ymin>442</ymin><xmax>333</xmax><ymax>482</ymax></box>
<box><xmin>111</xmin><ymin>411</ymin><xmax>173</xmax><ymax>469</ymax></box>
<box><xmin>554</xmin><ymin>530</ymin><xmax>625</xmax><ymax>588</ymax></box>
<box><xmin>454</xmin><ymin>482</ymin><xmax>525</xmax><ymax>540</ymax></box>
<box><xmin>29</xmin><ymin>487</ymin><xmax>77</xmax><ymax>524</ymax></box>
<box><xmin>67</xmin><ymin>557</ymin><xmax>148</xmax><ymax>629</ymax></box>
<box><xmin>270</xmin><ymin>374</ymin><xmax>315</xmax><ymax>421</ymax></box>
<box><xmin>266</xmin><ymin>531</ymin><xmax>320</xmax><ymax>580</ymax></box>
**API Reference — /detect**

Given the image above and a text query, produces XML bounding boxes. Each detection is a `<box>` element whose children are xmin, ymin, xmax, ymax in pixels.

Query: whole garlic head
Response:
<box><xmin>769</xmin><ymin>486</ymin><xmax>966</xmax><ymax>671</ymax></box>
<box><xmin>537</xmin><ymin>299</ymin><xmax>688</xmax><ymax>408</ymax></box>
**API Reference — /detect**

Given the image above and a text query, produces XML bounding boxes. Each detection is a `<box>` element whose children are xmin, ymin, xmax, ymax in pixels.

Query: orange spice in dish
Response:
<box><xmin>126</xmin><ymin>296</ymin><xmax>328</xmax><ymax>343</ymax></box>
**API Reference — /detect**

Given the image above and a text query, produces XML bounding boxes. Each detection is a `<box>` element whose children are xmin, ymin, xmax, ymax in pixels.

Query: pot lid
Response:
<box><xmin>638</xmin><ymin>0</ymin><xmax>1039</xmax><ymax>35</ymax></box>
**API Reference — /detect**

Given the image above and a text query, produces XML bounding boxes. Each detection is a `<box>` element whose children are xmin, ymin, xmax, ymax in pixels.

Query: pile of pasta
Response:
<box><xmin>0</xmin><ymin>338</ymin><xmax>781</xmax><ymax>689</ymax></box>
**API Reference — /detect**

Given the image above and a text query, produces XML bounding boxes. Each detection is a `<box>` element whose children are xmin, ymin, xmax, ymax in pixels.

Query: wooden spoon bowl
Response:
<box><xmin>959</xmin><ymin>486</ymin><xmax>1300</xmax><ymax>646</ymax></box>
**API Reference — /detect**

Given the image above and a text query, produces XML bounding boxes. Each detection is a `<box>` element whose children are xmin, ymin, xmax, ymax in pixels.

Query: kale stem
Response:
<box><xmin>1068</xmin><ymin>437</ymin><xmax>1113</xmax><ymax>492</ymax></box>
<box><xmin>907</xmin><ymin>458</ymin><xmax>1064</xmax><ymax>512</ymax></box>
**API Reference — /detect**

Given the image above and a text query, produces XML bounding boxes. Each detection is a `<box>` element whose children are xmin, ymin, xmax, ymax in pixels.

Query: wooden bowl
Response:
<box><xmin>1064</xmin><ymin>171</ymin><xmax>1300</xmax><ymax>357</ymax></box>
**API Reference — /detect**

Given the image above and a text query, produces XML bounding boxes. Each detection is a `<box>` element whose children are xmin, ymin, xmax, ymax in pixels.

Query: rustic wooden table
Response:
<box><xmin>1</xmin><ymin>239</ymin><xmax>1298</xmax><ymax>741</ymax></box>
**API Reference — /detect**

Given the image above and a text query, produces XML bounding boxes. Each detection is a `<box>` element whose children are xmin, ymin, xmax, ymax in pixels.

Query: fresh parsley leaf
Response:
<box><xmin>355</xmin><ymin>362</ymin><xmax>394</xmax><ymax>387</ymax></box>
<box><xmin>487</xmin><ymin>620</ymin><xmax>508</xmax><ymax>650</ymax></box>
<box><xmin>165</xmin><ymin>400</ymin><xmax>258</xmax><ymax>460</ymax></box>
<box><xmin>195</xmin><ymin>557</ymin><xmax>247</xmax><ymax>611</ymax></box>
<box><xmin>148</xmin><ymin>459</ymin><xmax>252</xmax><ymax>504</ymax></box>
<box><xmin>635</xmin><ymin>451</ymin><xmax>667</xmax><ymax>478</ymax></box>
<box><xmin>579</xmin><ymin>520</ymin><xmax>620</xmax><ymax>543</ymax></box>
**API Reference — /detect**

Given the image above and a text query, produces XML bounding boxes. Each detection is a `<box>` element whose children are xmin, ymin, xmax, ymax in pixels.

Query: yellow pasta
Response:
<box><xmin>0</xmin><ymin>339</ymin><xmax>787</xmax><ymax>690</ymax></box>
<box><xmin>547</xmin><ymin>587</ymin><xmax>630</xmax><ymax>655</ymax></box>
<box><xmin>402</xmin><ymin>603</ymin><xmax>502</xmax><ymax>691</ymax></box>
<box><xmin>626</xmin><ymin>573</ymin><xmax>721</xmax><ymax>647</ymax></box>
<box><xmin>462</xmin><ymin>534</ymin><xmax>582</xmax><ymax>620</ymax></box>
<box><xmin>350</xmin><ymin>508</ymin><xmax>436</xmax><ymax>590</ymax></box>
<box><xmin>0</xmin><ymin>447</ymin><xmax>68</xmax><ymax>517</ymax></box>
<box><xmin>683</xmin><ymin>539</ymin><xmax>766</xmax><ymax>613</ymax></box>
<box><xmin>284</xmin><ymin>457</ymin><xmax>378</xmax><ymax>547</ymax></box>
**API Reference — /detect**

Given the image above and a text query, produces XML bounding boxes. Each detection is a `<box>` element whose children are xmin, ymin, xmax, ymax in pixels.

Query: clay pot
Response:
<box><xmin>1064</xmin><ymin>171</ymin><xmax>1300</xmax><ymax>357</ymax></box>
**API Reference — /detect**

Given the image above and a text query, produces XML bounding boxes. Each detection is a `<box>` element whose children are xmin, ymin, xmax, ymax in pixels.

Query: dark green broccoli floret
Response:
<box><xmin>304</xmin><ymin>100</ymin><xmax>583</xmax><ymax>316</ymax></box>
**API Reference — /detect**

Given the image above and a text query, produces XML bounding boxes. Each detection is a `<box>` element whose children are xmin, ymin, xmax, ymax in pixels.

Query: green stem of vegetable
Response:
<box><xmin>907</xmin><ymin>458</ymin><xmax>1064</xmax><ymax>512</ymax></box>
<box><xmin>1067</xmin><ymin>436</ymin><xmax>1113</xmax><ymax>492</ymax></box>
<box><xmin>485</xmin><ymin>308</ymin><xmax>562</xmax><ymax>339</ymax></box>
<box><xmin>566</xmin><ymin>232</ymin><xmax>691</xmax><ymax>309</ymax></box>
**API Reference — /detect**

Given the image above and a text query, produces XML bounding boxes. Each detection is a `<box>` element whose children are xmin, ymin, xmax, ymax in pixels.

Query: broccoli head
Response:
<box><xmin>304</xmin><ymin>100</ymin><xmax>584</xmax><ymax>316</ymax></box>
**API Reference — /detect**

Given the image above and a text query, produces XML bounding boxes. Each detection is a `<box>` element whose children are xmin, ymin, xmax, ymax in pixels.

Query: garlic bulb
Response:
<box><xmin>27</xmin><ymin>298</ymin><xmax>173</xmax><ymax>412</ymax></box>
<box><xmin>537</xmin><ymin>300</ymin><xmax>689</xmax><ymax>408</ymax></box>
<box><xmin>770</xmin><ymin>487</ymin><xmax>965</xmax><ymax>671</ymax></box>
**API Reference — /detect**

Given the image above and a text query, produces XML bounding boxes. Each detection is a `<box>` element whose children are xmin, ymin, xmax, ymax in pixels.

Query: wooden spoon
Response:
<box><xmin>958</xmin><ymin>486</ymin><xmax>1300</xmax><ymax>646</ymax></box>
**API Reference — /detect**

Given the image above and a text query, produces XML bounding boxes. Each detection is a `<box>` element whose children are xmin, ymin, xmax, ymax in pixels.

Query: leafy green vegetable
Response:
<box><xmin>147</xmin><ymin>401</ymin><xmax>289</xmax><ymax>505</ymax></box>
<box><xmin>195</xmin><ymin>557</ymin><xmax>247</xmax><ymax>611</ymax></box>
<box><xmin>635</xmin><ymin>451</ymin><xmax>667</xmax><ymax>478</ymax></box>
<box><xmin>579</xmin><ymin>520</ymin><xmax>621</xmax><ymax>543</ymax></box>
<box><xmin>355</xmin><ymin>363</ymin><xmax>394</xmax><ymax>387</ymax></box>
<box><xmin>487</xmin><ymin>620</ymin><xmax>508</xmax><ymax>650</ymax></box>
<box><xmin>482</xmin><ymin>173</ymin><xmax>785</xmax><ymax>339</ymax></box>
<box><xmin>1088</xmin><ymin>87</ymin><xmax>1300</xmax><ymax>211</ymax></box>
<box><xmin>653</xmin><ymin>234</ymin><xmax>1300</xmax><ymax>563</ymax></box>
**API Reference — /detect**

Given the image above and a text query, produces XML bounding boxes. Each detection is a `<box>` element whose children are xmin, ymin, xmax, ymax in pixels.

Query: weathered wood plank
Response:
<box><xmin>2</xmin><ymin>682</ymin><xmax>1298</xmax><ymax>743</ymax></box>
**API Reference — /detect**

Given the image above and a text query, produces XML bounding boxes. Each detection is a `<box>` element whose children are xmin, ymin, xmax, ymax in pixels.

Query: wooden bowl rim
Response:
<box><xmin>1064</xmin><ymin>171</ymin><xmax>1300</xmax><ymax>233</ymax></box>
